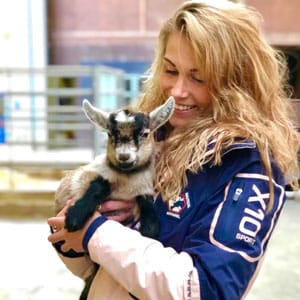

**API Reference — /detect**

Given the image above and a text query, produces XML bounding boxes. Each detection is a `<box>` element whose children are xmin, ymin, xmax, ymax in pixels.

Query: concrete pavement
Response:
<box><xmin>246</xmin><ymin>199</ymin><xmax>300</xmax><ymax>300</ymax></box>
<box><xmin>0</xmin><ymin>199</ymin><xmax>299</xmax><ymax>300</ymax></box>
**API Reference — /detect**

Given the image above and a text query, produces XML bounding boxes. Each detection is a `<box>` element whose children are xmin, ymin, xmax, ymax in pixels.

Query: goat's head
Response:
<box><xmin>82</xmin><ymin>97</ymin><xmax>175</xmax><ymax>172</ymax></box>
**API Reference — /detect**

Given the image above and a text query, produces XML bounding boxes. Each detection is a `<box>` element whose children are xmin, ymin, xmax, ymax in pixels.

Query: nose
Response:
<box><xmin>171</xmin><ymin>77</ymin><xmax>189</xmax><ymax>98</ymax></box>
<box><xmin>118</xmin><ymin>153</ymin><xmax>130</xmax><ymax>162</ymax></box>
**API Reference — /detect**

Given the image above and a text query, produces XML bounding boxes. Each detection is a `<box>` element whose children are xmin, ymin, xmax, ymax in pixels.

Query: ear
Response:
<box><xmin>82</xmin><ymin>99</ymin><xmax>110</xmax><ymax>131</ymax></box>
<box><xmin>149</xmin><ymin>96</ymin><xmax>175</xmax><ymax>131</ymax></box>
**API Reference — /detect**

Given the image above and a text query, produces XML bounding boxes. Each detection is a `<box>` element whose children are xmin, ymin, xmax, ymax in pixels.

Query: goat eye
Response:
<box><xmin>141</xmin><ymin>130</ymin><xmax>150</xmax><ymax>138</ymax></box>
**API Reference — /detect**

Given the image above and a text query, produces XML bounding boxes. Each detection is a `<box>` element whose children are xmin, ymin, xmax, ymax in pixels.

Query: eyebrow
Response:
<box><xmin>163</xmin><ymin>57</ymin><xmax>176</xmax><ymax>67</ymax></box>
<box><xmin>163</xmin><ymin>57</ymin><xmax>199</xmax><ymax>73</ymax></box>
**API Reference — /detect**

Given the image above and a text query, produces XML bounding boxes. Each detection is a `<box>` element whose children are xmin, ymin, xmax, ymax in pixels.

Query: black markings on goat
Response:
<box><xmin>53</xmin><ymin>96</ymin><xmax>175</xmax><ymax>300</ymax></box>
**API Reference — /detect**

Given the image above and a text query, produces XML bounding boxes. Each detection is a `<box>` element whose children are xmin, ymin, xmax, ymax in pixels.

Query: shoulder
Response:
<box><xmin>207</xmin><ymin>139</ymin><xmax>257</xmax><ymax>163</ymax></box>
<box><xmin>208</xmin><ymin>139</ymin><xmax>257</xmax><ymax>153</ymax></box>
<box><xmin>204</xmin><ymin>139</ymin><xmax>283</xmax><ymax>181</ymax></box>
<box><xmin>193</xmin><ymin>140</ymin><xmax>262</xmax><ymax>190</ymax></box>
<box><xmin>187</xmin><ymin>139</ymin><xmax>285</xmax><ymax>207</ymax></box>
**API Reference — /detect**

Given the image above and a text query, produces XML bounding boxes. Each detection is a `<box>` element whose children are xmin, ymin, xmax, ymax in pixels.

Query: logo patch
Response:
<box><xmin>209</xmin><ymin>173</ymin><xmax>284</xmax><ymax>262</ymax></box>
<box><xmin>167</xmin><ymin>192</ymin><xmax>191</xmax><ymax>219</ymax></box>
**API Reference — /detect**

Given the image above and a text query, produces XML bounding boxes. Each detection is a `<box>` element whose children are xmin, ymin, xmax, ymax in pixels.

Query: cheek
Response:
<box><xmin>193</xmin><ymin>88</ymin><xmax>213</xmax><ymax>107</ymax></box>
<box><xmin>160</xmin><ymin>74</ymin><xmax>171</xmax><ymax>92</ymax></box>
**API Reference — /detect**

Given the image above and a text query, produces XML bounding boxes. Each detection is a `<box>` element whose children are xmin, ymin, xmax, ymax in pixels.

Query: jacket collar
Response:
<box><xmin>204</xmin><ymin>138</ymin><xmax>256</xmax><ymax>164</ymax></box>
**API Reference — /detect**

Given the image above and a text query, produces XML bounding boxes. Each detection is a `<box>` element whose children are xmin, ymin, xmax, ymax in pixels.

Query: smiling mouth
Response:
<box><xmin>175</xmin><ymin>104</ymin><xmax>197</xmax><ymax>111</ymax></box>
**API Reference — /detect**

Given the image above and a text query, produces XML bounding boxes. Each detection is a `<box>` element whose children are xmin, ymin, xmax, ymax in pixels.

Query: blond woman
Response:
<box><xmin>48</xmin><ymin>1</ymin><xmax>299</xmax><ymax>299</ymax></box>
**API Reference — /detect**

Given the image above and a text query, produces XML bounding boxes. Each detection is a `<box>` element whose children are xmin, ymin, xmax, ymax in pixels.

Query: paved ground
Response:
<box><xmin>0</xmin><ymin>199</ymin><xmax>299</xmax><ymax>300</ymax></box>
<box><xmin>246</xmin><ymin>198</ymin><xmax>300</xmax><ymax>300</ymax></box>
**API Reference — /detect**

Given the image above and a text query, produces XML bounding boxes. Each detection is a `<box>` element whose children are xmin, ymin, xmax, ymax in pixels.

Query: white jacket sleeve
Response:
<box><xmin>87</xmin><ymin>220</ymin><xmax>200</xmax><ymax>300</ymax></box>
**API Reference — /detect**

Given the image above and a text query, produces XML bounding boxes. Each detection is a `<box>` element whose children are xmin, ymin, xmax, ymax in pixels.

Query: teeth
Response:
<box><xmin>175</xmin><ymin>104</ymin><xmax>195</xmax><ymax>111</ymax></box>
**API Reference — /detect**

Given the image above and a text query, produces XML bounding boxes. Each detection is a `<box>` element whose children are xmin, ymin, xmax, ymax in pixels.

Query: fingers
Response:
<box><xmin>100</xmin><ymin>199</ymin><xmax>136</xmax><ymax>223</ymax></box>
<box><xmin>47</xmin><ymin>222</ymin><xmax>81</xmax><ymax>252</ymax></box>
<box><xmin>100</xmin><ymin>199</ymin><xmax>135</xmax><ymax>213</ymax></box>
<box><xmin>48</xmin><ymin>227</ymin><xmax>66</xmax><ymax>244</ymax></box>
<box><xmin>105</xmin><ymin>208</ymin><xmax>135</xmax><ymax>222</ymax></box>
<box><xmin>48</xmin><ymin>216</ymin><xmax>65</xmax><ymax>228</ymax></box>
<box><xmin>48</xmin><ymin>216</ymin><xmax>65</xmax><ymax>233</ymax></box>
<box><xmin>60</xmin><ymin>241</ymin><xmax>71</xmax><ymax>252</ymax></box>
<box><xmin>48</xmin><ymin>201</ymin><xmax>89</xmax><ymax>253</ymax></box>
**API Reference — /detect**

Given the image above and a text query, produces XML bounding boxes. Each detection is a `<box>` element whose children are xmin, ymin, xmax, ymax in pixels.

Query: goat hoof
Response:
<box><xmin>65</xmin><ymin>206</ymin><xmax>87</xmax><ymax>232</ymax></box>
<box><xmin>65</xmin><ymin>217</ymin><xmax>81</xmax><ymax>232</ymax></box>
<box><xmin>140</xmin><ymin>223</ymin><xmax>160</xmax><ymax>239</ymax></box>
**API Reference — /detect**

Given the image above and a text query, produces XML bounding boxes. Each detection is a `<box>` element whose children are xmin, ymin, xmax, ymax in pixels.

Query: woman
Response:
<box><xmin>48</xmin><ymin>1</ymin><xmax>299</xmax><ymax>299</ymax></box>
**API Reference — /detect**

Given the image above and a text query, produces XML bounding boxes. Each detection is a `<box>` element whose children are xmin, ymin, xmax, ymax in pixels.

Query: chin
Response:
<box><xmin>169</xmin><ymin>117</ymin><xmax>189</xmax><ymax>128</ymax></box>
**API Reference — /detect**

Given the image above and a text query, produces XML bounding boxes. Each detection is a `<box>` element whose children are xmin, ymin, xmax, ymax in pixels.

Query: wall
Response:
<box><xmin>48</xmin><ymin>0</ymin><xmax>183</xmax><ymax>65</ymax></box>
<box><xmin>246</xmin><ymin>0</ymin><xmax>300</xmax><ymax>46</ymax></box>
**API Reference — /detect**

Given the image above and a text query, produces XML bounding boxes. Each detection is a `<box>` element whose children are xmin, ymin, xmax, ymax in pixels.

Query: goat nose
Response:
<box><xmin>118</xmin><ymin>153</ymin><xmax>130</xmax><ymax>162</ymax></box>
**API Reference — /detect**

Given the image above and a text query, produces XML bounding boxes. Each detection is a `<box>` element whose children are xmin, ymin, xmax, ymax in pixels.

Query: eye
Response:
<box><xmin>191</xmin><ymin>76</ymin><xmax>205</xmax><ymax>84</ymax></box>
<box><xmin>163</xmin><ymin>63</ymin><xmax>178</xmax><ymax>76</ymax></box>
<box><xmin>141</xmin><ymin>129</ymin><xmax>150</xmax><ymax>138</ymax></box>
<box><xmin>165</xmin><ymin>69</ymin><xmax>178</xmax><ymax>76</ymax></box>
<box><xmin>190</xmin><ymin>72</ymin><xmax>205</xmax><ymax>84</ymax></box>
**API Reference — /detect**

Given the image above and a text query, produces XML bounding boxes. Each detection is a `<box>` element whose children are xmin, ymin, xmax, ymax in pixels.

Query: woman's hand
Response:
<box><xmin>47</xmin><ymin>199</ymin><xmax>136</xmax><ymax>253</ymax></box>
<box><xmin>100</xmin><ymin>199</ymin><xmax>136</xmax><ymax>224</ymax></box>
<box><xmin>48</xmin><ymin>200</ymin><xmax>100</xmax><ymax>253</ymax></box>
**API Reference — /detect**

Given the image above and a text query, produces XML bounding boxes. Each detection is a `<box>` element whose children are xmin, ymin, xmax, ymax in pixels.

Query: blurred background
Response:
<box><xmin>0</xmin><ymin>0</ymin><xmax>299</xmax><ymax>299</ymax></box>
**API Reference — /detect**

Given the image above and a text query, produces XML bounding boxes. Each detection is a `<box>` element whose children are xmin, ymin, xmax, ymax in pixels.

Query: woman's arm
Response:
<box><xmin>48</xmin><ymin>199</ymin><xmax>136</xmax><ymax>280</ymax></box>
<box><xmin>82</xmin><ymin>173</ymin><xmax>285</xmax><ymax>300</ymax></box>
<box><xmin>48</xmin><ymin>213</ymin><xmax>199</xmax><ymax>300</ymax></box>
<box><xmin>48</xmin><ymin>165</ymin><xmax>286</xmax><ymax>300</ymax></box>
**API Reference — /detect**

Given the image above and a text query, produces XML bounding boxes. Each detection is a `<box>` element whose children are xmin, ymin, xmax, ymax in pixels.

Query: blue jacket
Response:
<box><xmin>156</xmin><ymin>141</ymin><xmax>286</xmax><ymax>299</ymax></box>
<box><xmin>56</xmin><ymin>140</ymin><xmax>286</xmax><ymax>300</ymax></box>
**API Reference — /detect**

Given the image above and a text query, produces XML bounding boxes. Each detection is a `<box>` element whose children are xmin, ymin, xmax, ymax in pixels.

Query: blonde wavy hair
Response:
<box><xmin>137</xmin><ymin>0</ymin><xmax>300</xmax><ymax>210</ymax></box>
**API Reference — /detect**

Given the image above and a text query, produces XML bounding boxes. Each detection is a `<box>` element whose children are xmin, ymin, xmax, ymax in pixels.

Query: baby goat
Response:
<box><xmin>54</xmin><ymin>97</ymin><xmax>174</xmax><ymax>299</ymax></box>
<box><xmin>54</xmin><ymin>96</ymin><xmax>174</xmax><ymax>238</ymax></box>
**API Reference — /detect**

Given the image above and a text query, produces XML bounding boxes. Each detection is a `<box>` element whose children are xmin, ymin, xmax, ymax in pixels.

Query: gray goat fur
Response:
<box><xmin>54</xmin><ymin>96</ymin><xmax>175</xmax><ymax>235</ymax></box>
<box><xmin>53</xmin><ymin>96</ymin><xmax>174</xmax><ymax>300</ymax></box>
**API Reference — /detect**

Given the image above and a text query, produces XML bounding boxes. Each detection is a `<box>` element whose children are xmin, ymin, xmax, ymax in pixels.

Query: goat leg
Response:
<box><xmin>136</xmin><ymin>195</ymin><xmax>160</xmax><ymax>239</ymax></box>
<box><xmin>65</xmin><ymin>176</ymin><xmax>111</xmax><ymax>232</ymax></box>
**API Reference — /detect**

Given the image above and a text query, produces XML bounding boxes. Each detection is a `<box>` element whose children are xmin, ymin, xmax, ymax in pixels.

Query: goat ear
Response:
<box><xmin>149</xmin><ymin>96</ymin><xmax>175</xmax><ymax>131</ymax></box>
<box><xmin>82</xmin><ymin>99</ymin><xmax>110</xmax><ymax>131</ymax></box>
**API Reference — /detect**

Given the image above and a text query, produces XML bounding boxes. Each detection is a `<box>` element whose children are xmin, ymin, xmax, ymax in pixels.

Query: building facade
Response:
<box><xmin>1</xmin><ymin>0</ymin><xmax>299</xmax><ymax>147</ymax></box>
<box><xmin>48</xmin><ymin>0</ymin><xmax>183</xmax><ymax>74</ymax></box>
<box><xmin>48</xmin><ymin>0</ymin><xmax>300</xmax><ymax>97</ymax></box>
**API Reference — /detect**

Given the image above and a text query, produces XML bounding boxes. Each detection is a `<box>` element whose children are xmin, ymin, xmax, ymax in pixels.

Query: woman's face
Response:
<box><xmin>160</xmin><ymin>31</ymin><xmax>212</xmax><ymax>128</ymax></box>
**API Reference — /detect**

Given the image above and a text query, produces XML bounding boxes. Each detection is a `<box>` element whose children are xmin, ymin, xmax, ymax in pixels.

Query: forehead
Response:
<box><xmin>115</xmin><ymin>110</ymin><xmax>135</xmax><ymax>123</ymax></box>
<box><xmin>165</xmin><ymin>32</ymin><xmax>197</xmax><ymax>72</ymax></box>
<box><xmin>112</xmin><ymin>110</ymin><xmax>147</xmax><ymax>132</ymax></box>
